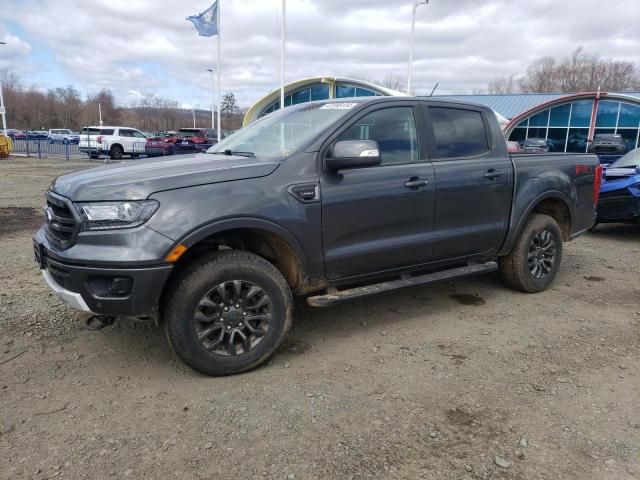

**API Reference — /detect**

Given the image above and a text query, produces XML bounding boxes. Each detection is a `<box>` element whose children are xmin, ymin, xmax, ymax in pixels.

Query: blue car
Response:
<box><xmin>596</xmin><ymin>148</ymin><xmax>640</xmax><ymax>225</ymax></box>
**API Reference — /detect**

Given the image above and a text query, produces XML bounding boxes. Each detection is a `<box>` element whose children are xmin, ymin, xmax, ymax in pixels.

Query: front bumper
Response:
<box><xmin>42</xmin><ymin>269</ymin><xmax>93</xmax><ymax>312</ymax></box>
<box><xmin>597</xmin><ymin>189</ymin><xmax>640</xmax><ymax>223</ymax></box>
<box><xmin>34</xmin><ymin>230</ymin><xmax>174</xmax><ymax>316</ymax></box>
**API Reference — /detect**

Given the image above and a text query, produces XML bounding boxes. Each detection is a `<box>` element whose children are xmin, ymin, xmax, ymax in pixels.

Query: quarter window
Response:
<box><xmin>429</xmin><ymin>107</ymin><xmax>489</xmax><ymax>158</ymax></box>
<box><xmin>337</xmin><ymin>107</ymin><xmax>419</xmax><ymax>166</ymax></box>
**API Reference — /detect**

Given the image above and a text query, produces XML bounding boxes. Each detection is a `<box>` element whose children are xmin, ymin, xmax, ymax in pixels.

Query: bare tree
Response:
<box><xmin>487</xmin><ymin>75</ymin><xmax>518</xmax><ymax>94</ymax></box>
<box><xmin>378</xmin><ymin>73</ymin><xmax>405</xmax><ymax>92</ymax></box>
<box><xmin>489</xmin><ymin>48</ymin><xmax>640</xmax><ymax>94</ymax></box>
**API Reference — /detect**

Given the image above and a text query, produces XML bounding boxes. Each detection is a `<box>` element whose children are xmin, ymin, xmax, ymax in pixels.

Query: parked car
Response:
<box><xmin>48</xmin><ymin>129</ymin><xmax>80</xmax><ymax>144</ymax></box>
<box><xmin>145</xmin><ymin>128</ymin><xmax>214</xmax><ymax>156</ymax></box>
<box><xmin>588</xmin><ymin>133</ymin><xmax>626</xmax><ymax>155</ymax></box>
<box><xmin>6</xmin><ymin>129</ymin><xmax>26</xmax><ymax>139</ymax></box>
<box><xmin>34</xmin><ymin>97</ymin><xmax>600</xmax><ymax>376</ymax></box>
<box><xmin>28</xmin><ymin>130</ymin><xmax>49</xmax><ymax>140</ymax></box>
<box><xmin>78</xmin><ymin>126</ymin><xmax>147</xmax><ymax>159</ymax></box>
<box><xmin>506</xmin><ymin>140</ymin><xmax>521</xmax><ymax>153</ymax></box>
<box><xmin>594</xmin><ymin>148</ymin><xmax>640</xmax><ymax>226</ymax></box>
<box><xmin>144</xmin><ymin>136</ymin><xmax>175</xmax><ymax>157</ymax></box>
<box><xmin>521</xmin><ymin>138</ymin><xmax>550</xmax><ymax>153</ymax></box>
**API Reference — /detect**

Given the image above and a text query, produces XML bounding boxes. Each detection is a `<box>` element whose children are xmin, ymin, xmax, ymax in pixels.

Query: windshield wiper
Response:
<box><xmin>210</xmin><ymin>149</ymin><xmax>255</xmax><ymax>157</ymax></box>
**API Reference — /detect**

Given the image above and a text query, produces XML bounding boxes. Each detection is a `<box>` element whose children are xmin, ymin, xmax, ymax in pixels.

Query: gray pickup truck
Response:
<box><xmin>34</xmin><ymin>97</ymin><xmax>601</xmax><ymax>375</ymax></box>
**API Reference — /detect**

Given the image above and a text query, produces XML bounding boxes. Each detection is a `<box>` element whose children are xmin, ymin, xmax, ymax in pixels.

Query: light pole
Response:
<box><xmin>0</xmin><ymin>41</ymin><xmax>7</xmax><ymax>136</ymax></box>
<box><xmin>407</xmin><ymin>0</ymin><xmax>428</xmax><ymax>96</ymax></box>
<box><xmin>98</xmin><ymin>102</ymin><xmax>103</xmax><ymax>126</ymax></box>
<box><xmin>207</xmin><ymin>67</ymin><xmax>217</xmax><ymax>131</ymax></box>
<box><xmin>191</xmin><ymin>109</ymin><xmax>196</xmax><ymax>128</ymax></box>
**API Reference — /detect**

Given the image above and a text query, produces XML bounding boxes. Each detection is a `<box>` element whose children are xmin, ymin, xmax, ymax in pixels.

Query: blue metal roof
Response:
<box><xmin>430</xmin><ymin>92</ymin><xmax>640</xmax><ymax>120</ymax></box>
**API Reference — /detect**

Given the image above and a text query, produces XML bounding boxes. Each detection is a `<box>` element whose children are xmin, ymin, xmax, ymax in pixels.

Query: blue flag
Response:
<box><xmin>187</xmin><ymin>1</ymin><xmax>219</xmax><ymax>37</ymax></box>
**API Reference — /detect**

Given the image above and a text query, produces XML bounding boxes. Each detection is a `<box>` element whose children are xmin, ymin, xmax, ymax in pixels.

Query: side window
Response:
<box><xmin>119</xmin><ymin>129</ymin><xmax>133</xmax><ymax>137</ymax></box>
<box><xmin>429</xmin><ymin>107</ymin><xmax>489</xmax><ymax>158</ymax></box>
<box><xmin>132</xmin><ymin>130</ymin><xmax>146</xmax><ymax>138</ymax></box>
<box><xmin>100</xmin><ymin>129</ymin><xmax>115</xmax><ymax>136</ymax></box>
<box><xmin>337</xmin><ymin>107</ymin><xmax>419</xmax><ymax>166</ymax></box>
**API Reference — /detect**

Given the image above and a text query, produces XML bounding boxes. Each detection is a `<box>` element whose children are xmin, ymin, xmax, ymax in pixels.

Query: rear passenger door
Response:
<box><xmin>423</xmin><ymin>104</ymin><xmax>512</xmax><ymax>260</ymax></box>
<box><xmin>117</xmin><ymin>129</ymin><xmax>135</xmax><ymax>152</ymax></box>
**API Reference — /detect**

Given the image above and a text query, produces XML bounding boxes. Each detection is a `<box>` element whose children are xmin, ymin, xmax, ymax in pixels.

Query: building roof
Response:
<box><xmin>432</xmin><ymin>92</ymin><xmax>640</xmax><ymax>120</ymax></box>
<box><xmin>243</xmin><ymin>77</ymin><xmax>406</xmax><ymax>126</ymax></box>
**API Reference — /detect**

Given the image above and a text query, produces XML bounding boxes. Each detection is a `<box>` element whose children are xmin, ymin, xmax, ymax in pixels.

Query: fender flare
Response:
<box><xmin>499</xmin><ymin>190</ymin><xmax>574</xmax><ymax>255</ymax></box>
<box><xmin>173</xmin><ymin>217</ymin><xmax>310</xmax><ymax>273</ymax></box>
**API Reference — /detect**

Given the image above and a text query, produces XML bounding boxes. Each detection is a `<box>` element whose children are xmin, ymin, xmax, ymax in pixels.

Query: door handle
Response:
<box><xmin>404</xmin><ymin>178</ymin><xmax>429</xmax><ymax>189</ymax></box>
<box><xmin>484</xmin><ymin>169</ymin><xmax>504</xmax><ymax>179</ymax></box>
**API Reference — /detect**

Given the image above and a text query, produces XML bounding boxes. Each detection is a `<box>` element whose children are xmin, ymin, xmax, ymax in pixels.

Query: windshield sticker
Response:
<box><xmin>320</xmin><ymin>103</ymin><xmax>358</xmax><ymax>110</ymax></box>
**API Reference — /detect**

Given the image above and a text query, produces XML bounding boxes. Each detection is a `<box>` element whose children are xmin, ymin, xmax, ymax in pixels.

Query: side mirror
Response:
<box><xmin>325</xmin><ymin>140</ymin><xmax>381</xmax><ymax>171</ymax></box>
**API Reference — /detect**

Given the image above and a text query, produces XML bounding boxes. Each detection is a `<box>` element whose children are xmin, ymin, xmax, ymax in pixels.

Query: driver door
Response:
<box><xmin>320</xmin><ymin>103</ymin><xmax>436</xmax><ymax>280</ymax></box>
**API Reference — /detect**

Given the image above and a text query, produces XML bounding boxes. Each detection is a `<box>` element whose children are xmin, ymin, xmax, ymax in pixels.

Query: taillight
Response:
<box><xmin>593</xmin><ymin>164</ymin><xmax>603</xmax><ymax>205</ymax></box>
<box><xmin>97</xmin><ymin>136</ymin><xmax>103</xmax><ymax>144</ymax></box>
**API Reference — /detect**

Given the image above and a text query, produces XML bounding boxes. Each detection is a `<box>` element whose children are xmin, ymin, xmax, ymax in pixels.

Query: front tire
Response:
<box><xmin>164</xmin><ymin>250</ymin><xmax>293</xmax><ymax>376</ymax></box>
<box><xmin>499</xmin><ymin>214</ymin><xmax>563</xmax><ymax>293</ymax></box>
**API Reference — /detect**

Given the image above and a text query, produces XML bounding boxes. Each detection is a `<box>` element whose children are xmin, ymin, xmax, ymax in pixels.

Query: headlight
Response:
<box><xmin>76</xmin><ymin>200</ymin><xmax>159</xmax><ymax>231</ymax></box>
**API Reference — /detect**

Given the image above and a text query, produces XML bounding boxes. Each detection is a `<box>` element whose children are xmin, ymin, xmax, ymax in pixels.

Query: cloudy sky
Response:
<box><xmin>0</xmin><ymin>0</ymin><xmax>638</xmax><ymax>108</ymax></box>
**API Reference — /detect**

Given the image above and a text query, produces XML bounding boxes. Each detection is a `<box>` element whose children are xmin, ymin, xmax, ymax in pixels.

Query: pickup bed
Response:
<box><xmin>34</xmin><ymin>97</ymin><xmax>601</xmax><ymax>375</ymax></box>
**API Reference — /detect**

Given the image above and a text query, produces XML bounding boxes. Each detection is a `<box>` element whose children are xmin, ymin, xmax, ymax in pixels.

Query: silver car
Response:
<box><xmin>48</xmin><ymin>129</ymin><xmax>80</xmax><ymax>144</ymax></box>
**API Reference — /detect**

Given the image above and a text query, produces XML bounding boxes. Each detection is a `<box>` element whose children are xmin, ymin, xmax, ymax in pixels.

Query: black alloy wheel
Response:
<box><xmin>527</xmin><ymin>230</ymin><xmax>556</xmax><ymax>279</ymax></box>
<box><xmin>194</xmin><ymin>280</ymin><xmax>272</xmax><ymax>356</ymax></box>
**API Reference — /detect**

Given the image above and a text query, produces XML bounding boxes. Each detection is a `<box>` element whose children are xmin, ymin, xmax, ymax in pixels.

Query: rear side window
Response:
<box><xmin>80</xmin><ymin>128</ymin><xmax>101</xmax><ymax>135</ymax></box>
<box><xmin>429</xmin><ymin>107</ymin><xmax>489</xmax><ymax>159</ymax></box>
<box><xmin>100</xmin><ymin>129</ymin><xmax>115</xmax><ymax>135</ymax></box>
<box><xmin>119</xmin><ymin>129</ymin><xmax>133</xmax><ymax>137</ymax></box>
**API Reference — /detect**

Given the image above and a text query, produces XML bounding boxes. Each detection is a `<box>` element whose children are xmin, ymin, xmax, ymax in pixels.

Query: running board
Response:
<box><xmin>306</xmin><ymin>261</ymin><xmax>498</xmax><ymax>308</ymax></box>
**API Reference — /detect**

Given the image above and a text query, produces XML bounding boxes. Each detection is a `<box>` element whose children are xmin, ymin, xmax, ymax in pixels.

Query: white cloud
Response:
<box><xmin>0</xmin><ymin>0</ymin><xmax>639</xmax><ymax>107</ymax></box>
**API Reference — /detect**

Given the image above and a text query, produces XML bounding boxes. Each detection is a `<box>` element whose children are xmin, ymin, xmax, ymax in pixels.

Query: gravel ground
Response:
<box><xmin>1</xmin><ymin>157</ymin><xmax>639</xmax><ymax>480</ymax></box>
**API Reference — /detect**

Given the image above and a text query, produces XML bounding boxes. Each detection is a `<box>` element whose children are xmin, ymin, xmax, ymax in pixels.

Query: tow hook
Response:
<box><xmin>86</xmin><ymin>315</ymin><xmax>116</xmax><ymax>331</ymax></box>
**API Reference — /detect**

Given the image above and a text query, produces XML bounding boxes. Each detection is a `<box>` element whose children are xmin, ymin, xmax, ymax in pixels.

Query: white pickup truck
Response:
<box><xmin>78</xmin><ymin>126</ymin><xmax>148</xmax><ymax>159</ymax></box>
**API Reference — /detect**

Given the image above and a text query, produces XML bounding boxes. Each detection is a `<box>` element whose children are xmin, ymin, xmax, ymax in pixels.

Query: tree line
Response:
<box><xmin>0</xmin><ymin>70</ymin><xmax>243</xmax><ymax>132</ymax></box>
<box><xmin>486</xmin><ymin>47</ymin><xmax>640</xmax><ymax>94</ymax></box>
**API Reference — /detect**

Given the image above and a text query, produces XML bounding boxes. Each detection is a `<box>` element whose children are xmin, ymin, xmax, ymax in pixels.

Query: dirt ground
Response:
<box><xmin>1</xmin><ymin>157</ymin><xmax>639</xmax><ymax>480</ymax></box>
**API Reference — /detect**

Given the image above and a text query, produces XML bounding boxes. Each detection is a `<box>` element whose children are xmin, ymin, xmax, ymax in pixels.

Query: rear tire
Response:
<box><xmin>164</xmin><ymin>250</ymin><xmax>293</xmax><ymax>376</ymax></box>
<box><xmin>499</xmin><ymin>213</ymin><xmax>563</xmax><ymax>293</ymax></box>
<box><xmin>109</xmin><ymin>144</ymin><xmax>124</xmax><ymax>160</ymax></box>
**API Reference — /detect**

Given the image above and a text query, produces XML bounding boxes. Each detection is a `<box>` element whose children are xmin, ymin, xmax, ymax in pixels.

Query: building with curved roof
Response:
<box><xmin>242</xmin><ymin>77</ymin><xmax>406</xmax><ymax>126</ymax></box>
<box><xmin>244</xmin><ymin>79</ymin><xmax>640</xmax><ymax>154</ymax></box>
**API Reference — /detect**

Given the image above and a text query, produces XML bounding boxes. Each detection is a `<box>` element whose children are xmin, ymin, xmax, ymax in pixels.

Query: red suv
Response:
<box><xmin>146</xmin><ymin>128</ymin><xmax>218</xmax><ymax>156</ymax></box>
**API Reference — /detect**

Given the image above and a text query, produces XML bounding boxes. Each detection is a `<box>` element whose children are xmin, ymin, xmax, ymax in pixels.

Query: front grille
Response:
<box><xmin>44</xmin><ymin>191</ymin><xmax>80</xmax><ymax>250</ymax></box>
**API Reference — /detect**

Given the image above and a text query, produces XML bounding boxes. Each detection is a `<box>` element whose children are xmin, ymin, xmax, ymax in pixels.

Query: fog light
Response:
<box><xmin>109</xmin><ymin>277</ymin><xmax>132</xmax><ymax>296</ymax></box>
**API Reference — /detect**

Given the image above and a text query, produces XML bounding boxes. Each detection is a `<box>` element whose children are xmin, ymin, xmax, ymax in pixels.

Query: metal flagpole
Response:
<box><xmin>217</xmin><ymin>1</ymin><xmax>222</xmax><ymax>142</ymax></box>
<box><xmin>207</xmin><ymin>68</ymin><xmax>216</xmax><ymax>130</ymax></box>
<box><xmin>407</xmin><ymin>1</ymin><xmax>428</xmax><ymax>95</ymax></box>
<box><xmin>280</xmin><ymin>0</ymin><xmax>286</xmax><ymax>110</ymax></box>
<box><xmin>0</xmin><ymin>41</ymin><xmax>7</xmax><ymax>136</ymax></box>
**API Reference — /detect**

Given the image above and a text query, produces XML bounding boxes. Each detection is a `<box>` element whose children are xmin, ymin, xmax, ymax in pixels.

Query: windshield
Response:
<box><xmin>610</xmin><ymin>148</ymin><xmax>640</xmax><ymax>168</ymax></box>
<box><xmin>207</xmin><ymin>102</ymin><xmax>359</xmax><ymax>160</ymax></box>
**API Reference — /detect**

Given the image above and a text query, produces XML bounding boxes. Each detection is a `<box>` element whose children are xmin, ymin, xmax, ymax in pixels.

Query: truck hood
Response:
<box><xmin>51</xmin><ymin>153</ymin><xmax>280</xmax><ymax>201</ymax></box>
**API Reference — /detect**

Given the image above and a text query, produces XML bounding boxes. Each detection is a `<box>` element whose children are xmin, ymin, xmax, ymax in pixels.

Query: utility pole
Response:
<box><xmin>98</xmin><ymin>102</ymin><xmax>103</xmax><ymax>126</ymax></box>
<box><xmin>191</xmin><ymin>109</ymin><xmax>196</xmax><ymax>128</ymax></box>
<box><xmin>0</xmin><ymin>41</ymin><xmax>7</xmax><ymax>136</ymax></box>
<box><xmin>407</xmin><ymin>1</ymin><xmax>428</xmax><ymax>95</ymax></box>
